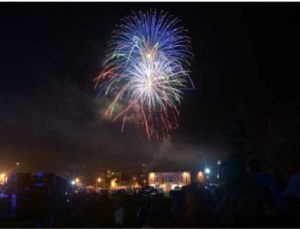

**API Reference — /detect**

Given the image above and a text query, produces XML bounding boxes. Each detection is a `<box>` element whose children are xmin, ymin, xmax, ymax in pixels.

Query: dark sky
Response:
<box><xmin>0</xmin><ymin>3</ymin><xmax>299</xmax><ymax>174</ymax></box>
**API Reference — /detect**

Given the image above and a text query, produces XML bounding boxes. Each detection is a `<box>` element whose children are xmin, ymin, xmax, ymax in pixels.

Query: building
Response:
<box><xmin>148</xmin><ymin>171</ymin><xmax>191</xmax><ymax>192</ymax></box>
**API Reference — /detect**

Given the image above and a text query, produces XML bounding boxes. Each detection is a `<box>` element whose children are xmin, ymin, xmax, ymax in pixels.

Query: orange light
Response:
<box><xmin>110</xmin><ymin>178</ymin><xmax>117</xmax><ymax>190</ymax></box>
<box><xmin>149</xmin><ymin>172</ymin><xmax>155</xmax><ymax>179</ymax></box>
<box><xmin>0</xmin><ymin>173</ymin><xmax>7</xmax><ymax>185</ymax></box>
<box><xmin>197</xmin><ymin>171</ymin><xmax>205</xmax><ymax>183</ymax></box>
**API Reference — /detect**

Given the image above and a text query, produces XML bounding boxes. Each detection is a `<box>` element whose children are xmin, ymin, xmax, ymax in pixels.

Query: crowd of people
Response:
<box><xmin>108</xmin><ymin>155</ymin><xmax>300</xmax><ymax>228</ymax></box>
<box><xmin>1</xmin><ymin>155</ymin><xmax>300</xmax><ymax>228</ymax></box>
<box><xmin>213</xmin><ymin>156</ymin><xmax>300</xmax><ymax>227</ymax></box>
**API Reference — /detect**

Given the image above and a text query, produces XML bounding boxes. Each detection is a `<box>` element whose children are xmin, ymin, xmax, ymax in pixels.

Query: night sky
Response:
<box><xmin>0</xmin><ymin>3</ymin><xmax>300</xmax><ymax>174</ymax></box>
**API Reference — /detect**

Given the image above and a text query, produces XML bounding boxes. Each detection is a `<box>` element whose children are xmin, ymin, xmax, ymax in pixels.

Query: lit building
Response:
<box><xmin>148</xmin><ymin>171</ymin><xmax>191</xmax><ymax>192</ymax></box>
<box><xmin>197</xmin><ymin>171</ymin><xmax>206</xmax><ymax>184</ymax></box>
<box><xmin>0</xmin><ymin>173</ymin><xmax>7</xmax><ymax>185</ymax></box>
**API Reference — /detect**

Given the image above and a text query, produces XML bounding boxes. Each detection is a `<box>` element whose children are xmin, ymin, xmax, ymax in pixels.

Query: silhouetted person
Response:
<box><xmin>280</xmin><ymin>158</ymin><xmax>300</xmax><ymax>226</ymax></box>
<box><xmin>218</xmin><ymin>156</ymin><xmax>274</xmax><ymax>227</ymax></box>
<box><xmin>217</xmin><ymin>158</ymin><xmax>248</xmax><ymax>226</ymax></box>
<box><xmin>114</xmin><ymin>203</ymin><xmax>124</xmax><ymax>227</ymax></box>
<box><xmin>136</xmin><ymin>203</ymin><xmax>149</xmax><ymax>227</ymax></box>
<box><xmin>283</xmin><ymin>158</ymin><xmax>300</xmax><ymax>201</ymax></box>
<box><xmin>247</xmin><ymin>159</ymin><xmax>285</xmax><ymax>215</ymax></box>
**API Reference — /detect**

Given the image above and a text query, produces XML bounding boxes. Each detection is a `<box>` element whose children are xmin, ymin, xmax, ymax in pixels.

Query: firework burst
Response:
<box><xmin>94</xmin><ymin>9</ymin><xmax>194</xmax><ymax>140</ymax></box>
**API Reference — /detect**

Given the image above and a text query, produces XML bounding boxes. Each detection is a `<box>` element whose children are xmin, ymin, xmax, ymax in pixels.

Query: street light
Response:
<box><xmin>204</xmin><ymin>168</ymin><xmax>210</xmax><ymax>174</ymax></box>
<box><xmin>217</xmin><ymin>159</ymin><xmax>221</xmax><ymax>179</ymax></box>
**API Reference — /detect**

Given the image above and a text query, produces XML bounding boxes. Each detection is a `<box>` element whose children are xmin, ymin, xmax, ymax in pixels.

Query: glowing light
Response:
<box><xmin>149</xmin><ymin>172</ymin><xmax>155</xmax><ymax>184</ymax></box>
<box><xmin>95</xmin><ymin>9</ymin><xmax>194</xmax><ymax>140</ymax></box>
<box><xmin>204</xmin><ymin>168</ymin><xmax>210</xmax><ymax>174</ymax></box>
<box><xmin>197</xmin><ymin>171</ymin><xmax>204</xmax><ymax>177</ymax></box>
<box><xmin>182</xmin><ymin>172</ymin><xmax>190</xmax><ymax>184</ymax></box>
<box><xmin>171</xmin><ymin>184</ymin><xmax>180</xmax><ymax>190</ymax></box>
<box><xmin>0</xmin><ymin>173</ymin><xmax>7</xmax><ymax>185</ymax></box>
<box><xmin>110</xmin><ymin>178</ymin><xmax>118</xmax><ymax>190</ymax></box>
<box><xmin>182</xmin><ymin>172</ymin><xmax>189</xmax><ymax>177</ymax></box>
<box><xmin>197</xmin><ymin>171</ymin><xmax>205</xmax><ymax>183</ymax></box>
<box><xmin>71</xmin><ymin>180</ymin><xmax>76</xmax><ymax>185</ymax></box>
<box><xmin>133</xmin><ymin>182</ymin><xmax>140</xmax><ymax>188</ymax></box>
<box><xmin>149</xmin><ymin>172</ymin><xmax>155</xmax><ymax>178</ymax></box>
<box><xmin>97</xmin><ymin>177</ymin><xmax>102</xmax><ymax>183</ymax></box>
<box><xmin>75</xmin><ymin>178</ymin><xmax>80</xmax><ymax>183</ymax></box>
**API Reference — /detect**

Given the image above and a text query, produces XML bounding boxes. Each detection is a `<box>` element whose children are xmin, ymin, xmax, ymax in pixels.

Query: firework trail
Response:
<box><xmin>94</xmin><ymin>9</ymin><xmax>194</xmax><ymax>140</ymax></box>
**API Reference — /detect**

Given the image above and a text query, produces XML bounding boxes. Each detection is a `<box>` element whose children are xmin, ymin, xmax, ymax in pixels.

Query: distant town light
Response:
<box><xmin>149</xmin><ymin>172</ymin><xmax>155</xmax><ymax>179</ymax></box>
<box><xmin>0</xmin><ymin>173</ymin><xmax>7</xmax><ymax>185</ymax></box>
<box><xmin>71</xmin><ymin>180</ymin><xmax>76</xmax><ymax>185</ymax></box>
<box><xmin>97</xmin><ymin>177</ymin><xmax>102</xmax><ymax>183</ymax></box>
<box><xmin>182</xmin><ymin>172</ymin><xmax>190</xmax><ymax>184</ymax></box>
<box><xmin>197</xmin><ymin>171</ymin><xmax>205</xmax><ymax>183</ymax></box>
<box><xmin>110</xmin><ymin>178</ymin><xmax>117</xmax><ymax>190</ymax></box>
<box><xmin>205</xmin><ymin>168</ymin><xmax>211</xmax><ymax>174</ymax></box>
<box><xmin>149</xmin><ymin>172</ymin><xmax>155</xmax><ymax>185</ymax></box>
<box><xmin>198</xmin><ymin>171</ymin><xmax>204</xmax><ymax>177</ymax></box>
<box><xmin>182</xmin><ymin>172</ymin><xmax>189</xmax><ymax>177</ymax></box>
<box><xmin>217</xmin><ymin>159</ymin><xmax>222</xmax><ymax>165</ymax></box>
<box><xmin>75</xmin><ymin>178</ymin><xmax>80</xmax><ymax>183</ymax></box>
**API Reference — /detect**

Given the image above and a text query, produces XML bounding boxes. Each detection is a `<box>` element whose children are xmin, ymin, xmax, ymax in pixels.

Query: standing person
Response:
<box><xmin>114</xmin><ymin>203</ymin><xmax>124</xmax><ymax>227</ymax></box>
<box><xmin>183</xmin><ymin>184</ymin><xmax>216</xmax><ymax>227</ymax></box>
<box><xmin>282</xmin><ymin>158</ymin><xmax>300</xmax><ymax>227</ymax></box>
<box><xmin>283</xmin><ymin>159</ymin><xmax>300</xmax><ymax>201</ymax></box>
<box><xmin>217</xmin><ymin>159</ymin><xmax>247</xmax><ymax>226</ymax></box>
<box><xmin>218</xmin><ymin>157</ymin><xmax>272</xmax><ymax>227</ymax></box>
<box><xmin>247</xmin><ymin>159</ymin><xmax>286</xmax><ymax>215</ymax></box>
<box><xmin>136</xmin><ymin>202</ymin><xmax>150</xmax><ymax>227</ymax></box>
